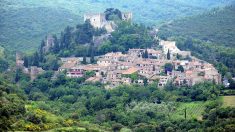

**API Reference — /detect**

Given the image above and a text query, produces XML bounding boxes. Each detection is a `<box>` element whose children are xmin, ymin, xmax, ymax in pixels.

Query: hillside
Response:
<box><xmin>159</xmin><ymin>5</ymin><xmax>235</xmax><ymax>76</ymax></box>
<box><xmin>0</xmin><ymin>0</ymin><xmax>234</xmax><ymax>51</ymax></box>
<box><xmin>0</xmin><ymin>7</ymin><xmax>81</xmax><ymax>51</ymax></box>
<box><xmin>159</xmin><ymin>5</ymin><xmax>235</xmax><ymax>47</ymax></box>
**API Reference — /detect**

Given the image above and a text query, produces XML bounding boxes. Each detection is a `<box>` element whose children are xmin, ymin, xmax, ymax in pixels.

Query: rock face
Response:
<box><xmin>84</xmin><ymin>12</ymin><xmax>132</xmax><ymax>32</ymax></box>
<box><xmin>16</xmin><ymin>52</ymin><xmax>24</xmax><ymax>68</ymax></box>
<box><xmin>30</xmin><ymin>66</ymin><xmax>44</xmax><ymax>81</ymax></box>
<box><xmin>43</xmin><ymin>35</ymin><xmax>54</xmax><ymax>53</ymax></box>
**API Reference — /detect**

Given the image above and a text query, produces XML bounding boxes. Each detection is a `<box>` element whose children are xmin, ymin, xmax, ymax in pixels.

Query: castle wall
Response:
<box><xmin>84</xmin><ymin>13</ymin><xmax>106</xmax><ymax>28</ymax></box>
<box><xmin>122</xmin><ymin>12</ymin><xmax>132</xmax><ymax>21</ymax></box>
<box><xmin>84</xmin><ymin>12</ymin><xmax>132</xmax><ymax>32</ymax></box>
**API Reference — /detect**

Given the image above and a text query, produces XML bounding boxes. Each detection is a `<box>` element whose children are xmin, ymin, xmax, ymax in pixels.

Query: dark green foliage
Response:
<box><xmin>89</xmin><ymin>43</ymin><xmax>95</xmax><ymax>64</ymax></box>
<box><xmin>159</xmin><ymin>5</ymin><xmax>235</xmax><ymax>48</ymax></box>
<box><xmin>106</xmin><ymin>22</ymin><xmax>154</xmax><ymax>52</ymax></box>
<box><xmin>1</xmin><ymin>66</ymin><xmax>233</xmax><ymax>131</ymax></box>
<box><xmin>1</xmin><ymin>0</ymin><xmax>233</xmax><ymax>51</ymax></box>
<box><xmin>167</xmin><ymin>49</ymin><xmax>171</xmax><ymax>60</ymax></box>
<box><xmin>0</xmin><ymin>76</ymin><xmax>26</xmax><ymax>131</ymax></box>
<box><xmin>24</xmin><ymin>71</ymin><xmax>224</xmax><ymax>126</ymax></box>
<box><xmin>0</xmin><ymin>6</ymin><xmax>81</xmax><ymax>51</ymax></box>
<box><xmin>14</xmin><ymin>69</ymin><xmax>20</xmax><ymax>83</ymax></box>
<box><xmin>82</xmin><ymin>54</ymin><xmax>87</xmax><ymax>64</ymax></box>
<box><xmin>61</xmin><ymin>26</ymin><xmax>73</xmax><ymax>49</ymax></box>
<box><xmin>159</xmin><ymin>5</ymin><xmax>235</xmax><ymax>75</ymax></box>
<box><xmin>75</xmin><ymin>20</ymin><xmax>94</xmax><ymax>44</ymax></box>
<box><xmin>0</xmin><ymin>58</ymin><xmax>9</xmax><ymax>72</ymax></box>
<box><xmin>176</xmin><ymin>82</ymin><xmax>221</xmax><ymax>102</ymax></box>
<box><xmin>104</xmin><ymin>8</ymin><xmax>122</xmax><ymax>21</ymax></box>
<box><xmin>23</xmin><ymin>56</ymin><xmax>29</xmax><ymax>68</ymax></box>
<box><xmin>177</xmin><ymin>65</ymin><xmax>184</xmax><ymax>72</ymax></box>
<box><xmin>164</xmin><ymin>63</ymin><xmax>173</xmax><ymax>73</ymax></box>
<box><xmin>142</xmin><ymin>49</ymin><xmax>148</xmax><ymax>58</ymax></box>
<box><xmin>52</xmin><ymin>35</ymin><xmax>60</xmax><ymax>53</ymax></box>
<box><xmin>32</xmin><ymin>52</ymin><xmax>39</xmax><ymax>66</ymax></box>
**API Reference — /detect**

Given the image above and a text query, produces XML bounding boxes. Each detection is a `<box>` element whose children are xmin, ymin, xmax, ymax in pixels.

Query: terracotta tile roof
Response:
<box><xmin>122</xmin><ymin>67</ymin><xmax>138</xmax><ymax>75</ymax></box>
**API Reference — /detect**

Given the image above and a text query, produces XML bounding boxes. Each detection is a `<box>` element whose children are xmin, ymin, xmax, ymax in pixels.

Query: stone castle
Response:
<box><xmin>84</xmin><ymin>12</ymin><xmax>132</xmax><ymax>32</ymax></box>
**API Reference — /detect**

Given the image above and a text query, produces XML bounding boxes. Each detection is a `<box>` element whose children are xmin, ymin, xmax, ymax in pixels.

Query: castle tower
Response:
<box><xmin>84</xmin><ymin>11</ymin><xmax>132</xmax><ymax>33</ymax></box>
<box><xmin>16</xmin><ymin>52</ymin><xmax>24</xmax><ymax>67</ymax></box>
<box><xmin>84</xmin><ymin>13</ymin><xmax>106</xmax><ymax>28</ymax></box>
<box><xmin>43</xmin><ymin>35</ymin><xmax>54</xmax><ymax>53</ymax></box>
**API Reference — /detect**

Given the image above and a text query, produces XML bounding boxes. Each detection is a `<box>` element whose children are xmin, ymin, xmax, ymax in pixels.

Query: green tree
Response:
<box><xmin>53</xmin><ymin>35</ymin><xmax>60</xmax><ymax>53</ymax></box>
<box><xmin>89</xmin><ymin>43</ymin><xmax>95</xmax><ymax>64</ymax></box>
<box><xmin>104</xmin><ymin>8</ymin><xmax>122</xmax><ymax>21</ymax></box>
<box><xmin>0</xmin><ymin>58</ymin><xmax>9</xmax><ymax>72</ymax></box>
<box><xmin>177</xmin><ymin>65</ymin><xmax>184</xmax><ymax>72</ymax></box>
<box><xmin>15</xmin><ymin>69</ymin><xmax>20</xmax><ymax>83</ymax></box>
<box><xmin>32</xmin><ymin>52</ymin><xmax>39</xmax><ymax>66</ymax></box>
<box><xmin>142</xmin><ymin>49</ymin><xmax>148</xmax><ymax>58</ymax></box>
<box><xmin>164</xmin><ymin>63</ymin><xmax>173</xmax><ymax>73</ymax></box>
<box><xmin>23</xmin><ymin>56</ymin><xmax>29</xmax><ymax>68</ymax></box>
<box><xmin>167</xmin><ymin>49</ymin><xmax>171</xmax><ymax>60</ymax></box>
<box><xmin>75</xmin><ymin>20</ymin><xmax>94</xmax><ymax>44</ymax></box>
<box><xmin>39</xmin><ymin>40</ymin><xmax>45</xmax><ymax>62</ymax></box>
<box><xmin>82</xmin><ymin>54</ymin><xmax>87</xmax><ymax>64</ymax></box>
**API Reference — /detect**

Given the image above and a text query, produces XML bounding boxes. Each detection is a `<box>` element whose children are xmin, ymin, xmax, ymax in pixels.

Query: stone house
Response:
<box><xmin>159</xmin><ymin>40</ymin><xmax>180</xmax><ymax>55</ymax></box>
<box><xmin>97</xmin><ymin>58</ymin><xmax>113</xmax><ymax>66</ymax></box>
<box><xmin>158</xmin><ymin>76</ymin><xmax>171</xmax><ymax>87</ymax></box>
<box><xmin>30</xmin><ymin>66</ymin><xmax>44</xmax><ymax>81</ymax></box>
<box><xmin>66</xmin><ymin>66</ymin><xmax>84</xmax><ymax>78</ymax></box>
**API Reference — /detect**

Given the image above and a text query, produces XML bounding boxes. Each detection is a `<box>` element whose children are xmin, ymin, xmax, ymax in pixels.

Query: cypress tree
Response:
<box><xmin>53</xmin><ymin>35</ymin><xmax>60</xmax><ymax>53</ymax></box>
<box><xmin>82</xmin><ymin>53</ymin><xmax>87</xmax><ymax>64</ymax></box>
<box><xmin>142</xmin><ymin>49</ymin><xmax>148</xmax><ymax>58</ymax></box>
<box><xmin>23</xmin><ymin>56</ymin><xmax>29</xmax><ymax>68</ymax></box>
<box><xmin>32</xmin><ymin>52</ymin><xmax>39</xmax><ymax>66</ymax></box>
<box><xmin>39</xmin><ymin>40</ymin><xmax>45</xmax><ymax>62</ymax></box>
<box><xmin>15</xmin><ymin>69</ymin><xmax>20</xmax><ymax>83</ymax></box>
<box><xmin>90</xmin><ymin>43</ymin><xmax>95</xmax><ymax>63</ymax></box>
<box><xmin>167</xmin><ymin>49</ymin><xmax>171</xmax><ymax>60</ymax></box>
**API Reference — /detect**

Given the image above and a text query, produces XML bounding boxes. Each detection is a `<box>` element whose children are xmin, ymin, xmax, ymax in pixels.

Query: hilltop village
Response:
<box><xmin>15</xmin><ymin>10</ymin><xmax>221</xmax><ymax>89</ymax></box>
<box><xmin>58</xmin><ymin>40</ymin><xmax>221</xmax><ymax>89</ymax></box>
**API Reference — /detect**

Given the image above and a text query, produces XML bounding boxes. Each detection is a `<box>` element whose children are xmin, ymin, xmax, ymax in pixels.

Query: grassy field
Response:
<box><xmin>221</xmin><ymin>96</ymin><xmax>235</xmax><ymax>108</ymax></box>
<box><xmin>172</xmin><ymin>101</ymin><xmax>212</xmax><ymax>120</ymax></box>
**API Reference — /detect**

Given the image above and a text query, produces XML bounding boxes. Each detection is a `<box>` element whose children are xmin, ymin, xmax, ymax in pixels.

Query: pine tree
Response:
<box><xmin>167</xmin><ymin>49</ymin><xmax>171</xmax><ymax>60</ymax></box>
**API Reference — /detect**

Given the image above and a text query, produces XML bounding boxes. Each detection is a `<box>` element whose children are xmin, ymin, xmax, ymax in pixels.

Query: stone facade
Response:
<box><xmin>84</xmin><ymin>12</ymin><xmax>132</xmax><ymax>32</ymax></box>
<box><xmin>43</xmin><ymin>35</ymin><xmax>54</xmax><ymax>53</ymax></box>
<box><xmin>59</xmin><ymin>40</ymin><xmax>222</xmax><ymax>88</ymax></box>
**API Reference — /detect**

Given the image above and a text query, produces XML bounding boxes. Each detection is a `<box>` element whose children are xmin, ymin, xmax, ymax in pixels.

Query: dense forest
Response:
<box><xmin>159</xmin><ymin>5</ymin><xmax>235</xmax><ymax>77</ymax></box>
<box><xmin>1</xmin><ymin>65</ymin><xmax>235</xmax><ymax>131</ymax></box>
<box><xmin>1</xmin><ymin>0</ymin><xmax>234</xmax><ymax>51</ymax></box>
